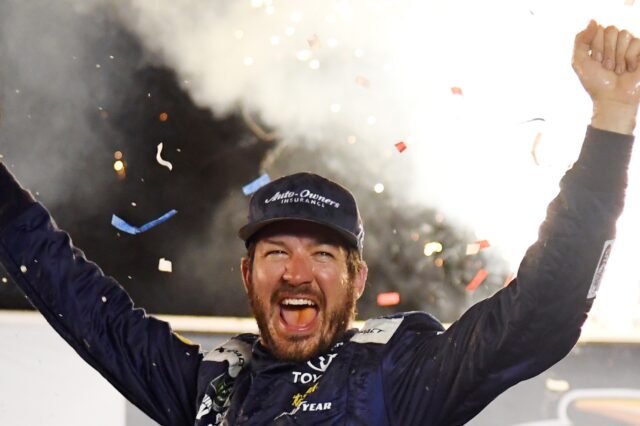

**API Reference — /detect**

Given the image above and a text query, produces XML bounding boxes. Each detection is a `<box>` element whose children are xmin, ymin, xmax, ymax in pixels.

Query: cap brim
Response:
<box><xmin>238</xmin><ymin>217</ymin><xmax>358</xmax><ymax>250</ymax></box>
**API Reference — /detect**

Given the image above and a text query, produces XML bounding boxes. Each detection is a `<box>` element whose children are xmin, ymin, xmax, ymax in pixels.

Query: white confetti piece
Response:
<box><xmin>156</xmin><ymin>143</ymin><xmax>173</xmax><ymax>171</ymax></box>
<box><xmin>101</xmin><ymin>296</ymin><xmax>107</xmax><ymax>303</ymax></box>
<box><xmin>545</xmin><ymin>378</ymin><xmax>570</xmax><ymax>392</ymax></box>
<box><xmin>158</xmin><ymin>258</ymin><xmax>173</xmax><ymax>273</ymax></box>
<box><xmin>1</xmin><ymin>277</ymin><xmax>7</xmax><ymax>283</ymax></box>
<box><xmin>20</xmin><ymin>265</ymin><xmax>27</xmax><ymax>273</ymax></box>
<box><xmin>466</xmin><ymin>243</ymin><xmax>481</xmax><ymax>255</ymax></box>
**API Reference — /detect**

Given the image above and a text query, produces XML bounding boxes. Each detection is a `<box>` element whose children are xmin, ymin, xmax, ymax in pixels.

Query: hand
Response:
<box><xmin>572</xmin><ymin>20</ymin><xmax>640</xmax><ymax>134</ymax></box>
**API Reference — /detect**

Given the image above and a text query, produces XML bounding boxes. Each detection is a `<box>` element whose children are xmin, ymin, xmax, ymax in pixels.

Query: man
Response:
<box><xmin>0</xmin><ymin>20</ymin><xmax>637</xmax><ymax>425</ymax></box>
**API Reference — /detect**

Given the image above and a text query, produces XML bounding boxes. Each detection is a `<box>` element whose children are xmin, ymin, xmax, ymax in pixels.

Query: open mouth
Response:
<box><xmin>279</xmin><ymin>298</ymin><xmax>319</xmax><ymax>332</ymax></box>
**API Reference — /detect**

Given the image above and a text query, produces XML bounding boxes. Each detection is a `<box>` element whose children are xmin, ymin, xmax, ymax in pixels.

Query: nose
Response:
<box><xmin>282</xmin><ymin>252</ymin><xmax>313</xmax><ymax>286</ymax></box>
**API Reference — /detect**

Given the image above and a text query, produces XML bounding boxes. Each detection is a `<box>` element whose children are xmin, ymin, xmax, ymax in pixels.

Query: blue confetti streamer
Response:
<box><xmin>242</xmin><ymin>173</ymin><xmax>271</xmax><ymax>196</ymax></box>
<box><xmin>111</xmin><ymin>209</ymin><xmax>177</xmax><ymax>235</ymax></box>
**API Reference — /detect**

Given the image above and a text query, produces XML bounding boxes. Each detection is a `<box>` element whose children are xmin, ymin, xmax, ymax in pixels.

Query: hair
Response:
<box><xmin>245</xmin><ymin>238</ymin><xmax>365</xmax><ymax>280</ymax></box>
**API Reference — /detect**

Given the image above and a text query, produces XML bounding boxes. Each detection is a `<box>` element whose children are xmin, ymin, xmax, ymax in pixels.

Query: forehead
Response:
<box><xmin>253</xmin><ymin>220</ymin><xmax>348</xmax><ymax>247</ymax></box>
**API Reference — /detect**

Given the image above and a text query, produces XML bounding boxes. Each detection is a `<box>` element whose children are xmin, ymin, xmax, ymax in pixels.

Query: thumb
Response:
<box><xmin>573</xmin><ymin>19</ymin><xmax>598</xmax><ymax>62</ymax></box>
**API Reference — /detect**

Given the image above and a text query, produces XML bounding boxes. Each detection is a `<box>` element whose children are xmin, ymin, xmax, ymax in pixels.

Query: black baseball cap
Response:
<box><xmin>238</xmin><ymin>172</ymin><xmax>364</xmax><ymax>254</ymax></box>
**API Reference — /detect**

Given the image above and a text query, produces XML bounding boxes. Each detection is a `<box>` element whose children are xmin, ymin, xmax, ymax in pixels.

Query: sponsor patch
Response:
<box><xmin>588</xmin><ymin>239</ymin><xmax>614</xmax><ymax>299</ymax></box>
<box><xmin>292</xmin><ymin>382</ymin><xmax>319</xmax><ymax>408</ymax></box>
<box><xmin>351</xmin><ymin>317</ymin><xmax>403</xmax><ymax>344</ymax></box>
<box><xmin>291</xmin><ymin>351</ymin><xmax>338</xmax><ymax>384</ymax></box>
<box><xmin>198</xmin><ymin>338</ymin><xmax>253</xmax><ymax>424</ymax></box>
<box><xmin>204</xmin><ymin>338</ymin><xmax>252</xmax><ymax>378</ymax></box>
<box><xmin>299</xmin><ymin>401</ymin><xmax>332</xmax><ymax>412</ymax></box>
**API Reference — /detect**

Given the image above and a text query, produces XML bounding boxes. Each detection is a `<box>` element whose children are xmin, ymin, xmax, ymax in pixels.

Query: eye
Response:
<box><xmin>315</xmin><ymin>251</ymin><xmax>335</xmax><ymax>259</ymax></box>
<box><xmin>266</xmin><ymin>249</ymin><xmax>287</xmax><ymax>257</ymax></box>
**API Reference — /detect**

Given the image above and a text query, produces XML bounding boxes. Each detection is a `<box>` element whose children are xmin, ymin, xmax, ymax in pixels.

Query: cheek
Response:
<box><xmin>252</xmin><ymin>262</ymin><xmax>283</xmax><ymax>291</ymax></box>
<box><xmin>318</xmin><ymin>269</ymin><xmax>350</xmax><ymax>301</ymax></box>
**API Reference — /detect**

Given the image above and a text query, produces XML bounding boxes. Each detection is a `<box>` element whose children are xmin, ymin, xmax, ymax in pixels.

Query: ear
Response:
<box><xmin>353</xmin><ymin>262</ymin><xmax>368</xmax><ymax>300</ymax></box>
<box><xmin>241</xmin><ymin>257</ymin><xmax>251</xmax><ymax>294</ymax></box>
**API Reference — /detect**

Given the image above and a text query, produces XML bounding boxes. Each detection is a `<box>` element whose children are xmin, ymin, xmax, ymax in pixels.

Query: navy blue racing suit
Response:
<box><xmin>0</xmin><ymin>126</ymin><xmax>633</xmax><ymax>425</ymax></box>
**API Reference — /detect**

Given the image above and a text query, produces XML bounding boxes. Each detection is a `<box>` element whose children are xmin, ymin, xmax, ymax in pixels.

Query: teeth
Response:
<box><xmin>281</xmin><ymin>298</ymin><xmax>316</xmax><ymax>307</ymax></box>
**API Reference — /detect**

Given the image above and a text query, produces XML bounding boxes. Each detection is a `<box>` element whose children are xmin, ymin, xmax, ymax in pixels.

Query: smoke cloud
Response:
<box><xmin>0</xmin><ymin>0</ymin><xmax>117</xmax><ymax>202</ymax></box>
<box><xmin>1</xmin><ymin>0</ymin><xmax>638</xmax><ymax>322</ymax></box>
<box><xmin>113</xmin><ymin>0</ymin><xmax>633</xmax><ymax>264</ymax></box>
<box><xmin>114</xmin><ymin>0</ymin><xmax>640</xmax><ymax>322</ymax></box>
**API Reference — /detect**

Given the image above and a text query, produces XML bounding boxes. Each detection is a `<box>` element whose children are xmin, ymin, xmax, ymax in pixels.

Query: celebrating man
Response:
<box><xmin>0</xmin><ymin>20</ymin><xmax>637</xmax><ymax>425</ymax></box>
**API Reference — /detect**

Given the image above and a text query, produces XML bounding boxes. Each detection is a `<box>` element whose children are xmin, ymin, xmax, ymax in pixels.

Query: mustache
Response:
<box><xmin>270</xmin><ymin>283</ymin><xmax>325</xmax><ymax>307</ymax></box>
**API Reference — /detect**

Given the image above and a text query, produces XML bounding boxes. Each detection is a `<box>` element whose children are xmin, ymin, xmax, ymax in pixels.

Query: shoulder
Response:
<box><xmin>351</xmin><ymin>311</ymin><xmax>445</xmax><ymax>345</ymax></box>
<box><xmin>202</xmin><ymin>333</ymin><xmax>257</xmax><ymax>377</ymax></box>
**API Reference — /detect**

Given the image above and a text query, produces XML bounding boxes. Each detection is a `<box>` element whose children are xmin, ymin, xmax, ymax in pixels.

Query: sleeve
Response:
<box><xmin>382</xmin><ymin>126</ymin><xmax>634</xmax><ymax>425</ymax></box>
<box><xmin>0</xmin><ymin>163</ymin><xmax>202</xmax><ymax>426</ymax></box>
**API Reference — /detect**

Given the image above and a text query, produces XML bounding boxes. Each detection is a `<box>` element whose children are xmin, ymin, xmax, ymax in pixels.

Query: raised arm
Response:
<box><xmin>383</xmin><ymin>20</ymin><xmax>638</xmax><ymax>425</ymax></box>
<box><xmin>0</xmin><ymin>163</ymin><xmax>202</xmax><ymax>425</ymax></box>
<box><xmin>573</xmin><ymin>20</ymin><xmax>640</xmax><ymax>134</ymax></box>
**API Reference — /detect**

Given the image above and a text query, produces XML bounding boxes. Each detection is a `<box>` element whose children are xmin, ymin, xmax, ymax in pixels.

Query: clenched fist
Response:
<box><xmin>573</xmin><ymin>20</ymin><xmax>640</xmax><ymax>134</ymax></box>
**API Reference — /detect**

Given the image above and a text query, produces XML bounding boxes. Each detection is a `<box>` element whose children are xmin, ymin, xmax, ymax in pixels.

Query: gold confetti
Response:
<box><xmin>355</xmin><ymin>75</ymin><xmax>370</xmax><ymax>88</ymax></box>
<box><xmin>531</xmin><ymin>132</ymin><xmax>542</xmax><ymax>165</ymax></box>
<box><xmin>307</xmin><ymin>34</ymin><xmax>321</xmax><ymax>51</ymax></box>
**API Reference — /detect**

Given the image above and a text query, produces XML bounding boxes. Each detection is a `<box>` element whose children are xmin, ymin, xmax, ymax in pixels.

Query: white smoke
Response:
<box><xmin>0</xmin><ymin>0</ymin><xmax>136</xmax><ymax>206</ymax></box>
<box><xmin>1</xmin><ymin>0</ymin><xmax>637</xmax><ymax>325</ymax></box>
<box><xmin>114</xmin><ymin>0</ymin><xmax>640</xmax><ymax>326</ymax></box>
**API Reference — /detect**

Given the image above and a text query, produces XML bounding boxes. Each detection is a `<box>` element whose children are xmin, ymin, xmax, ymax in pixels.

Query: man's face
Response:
<box><xmin>241</xmin><ymin>221</ymin><xmax>367</xmax><ymax>362</ymax></box>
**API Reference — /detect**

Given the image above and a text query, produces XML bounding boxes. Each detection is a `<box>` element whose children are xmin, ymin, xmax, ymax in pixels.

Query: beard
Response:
<box><xmin>247</xmin><ymin>279</ymin><xmax>357</xmax><ymax>362</ymax></box>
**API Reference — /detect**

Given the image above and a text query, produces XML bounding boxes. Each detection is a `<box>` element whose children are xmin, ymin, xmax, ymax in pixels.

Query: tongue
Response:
<box><xmin>281</xmin><ymin>307</ymin><xmax>317</xmax><ymax>327</ymax></box>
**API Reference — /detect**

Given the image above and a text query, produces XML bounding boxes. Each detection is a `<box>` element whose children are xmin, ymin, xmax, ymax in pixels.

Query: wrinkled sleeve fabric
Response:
<box><xmin>0</xmin><ymin>163</ymin><xmax>201</xmax><ymax>426</ymax></box>
<box><xmin>383</xmin><ymin>126</ymin><xmax>633</xmax><ymax>426</ymax></box>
